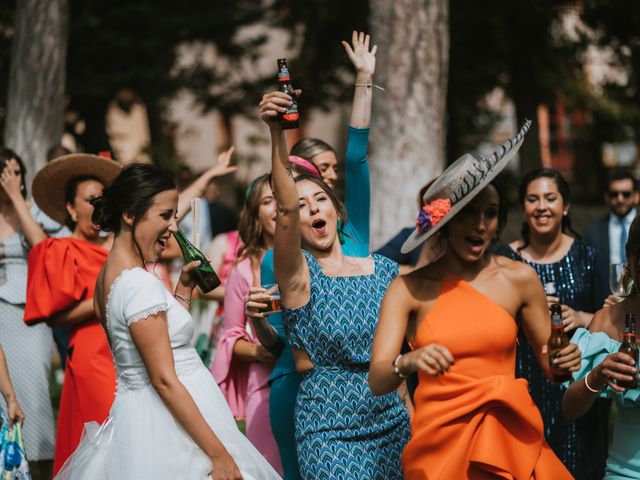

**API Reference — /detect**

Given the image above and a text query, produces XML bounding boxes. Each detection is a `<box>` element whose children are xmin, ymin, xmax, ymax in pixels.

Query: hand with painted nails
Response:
<box><xmin>259</xmin><ymin>90</ymin><xmax>302</xmax><ymax>128</ymax></box>
<box><xmin>592</xmin><ymin>352</ymin><xmax>638</xmax><ymax>392</ymax></box>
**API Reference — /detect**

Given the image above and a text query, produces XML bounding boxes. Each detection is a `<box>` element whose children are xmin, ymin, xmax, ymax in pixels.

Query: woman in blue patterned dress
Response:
<box><xmin>258</xmin><ymin>90</ymin><xmax>410</xmax><ymax>479</ymax></box>
<box><xmin>495</xmin><ymin>168</ymin><xmax>609</xmax><ymax>479</ymax></box>
<box><xmin>246</xmin><ymin>31</ymin><xmax>379</xmax><ymax>480</ymax></box>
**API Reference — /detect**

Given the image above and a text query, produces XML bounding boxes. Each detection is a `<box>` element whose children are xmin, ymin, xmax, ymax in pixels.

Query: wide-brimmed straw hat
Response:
<box><xmin>32</xmin><ymin>153</ymin><xmax>122</xmax><ymax>224</ymax></box>
<box><xmin>401</xmin><ymin>120</ymin><xmax>532</xmax><ymax>254</ymax></box>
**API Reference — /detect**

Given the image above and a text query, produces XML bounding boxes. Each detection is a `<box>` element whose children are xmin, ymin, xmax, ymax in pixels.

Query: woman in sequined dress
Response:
<box><xmin>496</xmin><ymin>168</ymin><xmax>609</xmax><ymax>479</ymax></box>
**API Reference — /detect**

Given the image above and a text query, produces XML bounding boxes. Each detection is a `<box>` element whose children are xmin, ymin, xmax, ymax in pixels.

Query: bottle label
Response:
<box><xmin>282</xmin><ymin>101</ymin><xmax>299</xmax><ymax>122</ymax></box>
<box><xmin>278</xmin><ymin>68</ymin><xmax>290</xmax><ymax>81</ymax></box>
<box><xmin>282</xmin><ymin>110</ymin><xmax>299</xmax><ymax>121</ymax></box>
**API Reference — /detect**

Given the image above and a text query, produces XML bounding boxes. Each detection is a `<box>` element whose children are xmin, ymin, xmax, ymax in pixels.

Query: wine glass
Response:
<box><xmin>610</xmin><ymin>263</ymin><xmax>630</xmax><ymax>297</ymax></box>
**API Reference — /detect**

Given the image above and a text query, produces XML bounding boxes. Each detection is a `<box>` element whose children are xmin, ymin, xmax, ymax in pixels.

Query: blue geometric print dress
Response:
<box><xmin>283</xmin><ymin>252</ymin><xmax>410</xmax><ymax>480</ymax></box>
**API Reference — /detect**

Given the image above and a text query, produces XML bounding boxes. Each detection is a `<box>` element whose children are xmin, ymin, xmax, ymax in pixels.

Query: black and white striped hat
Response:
<box><xmin>401</xmin><ymin>120</ymin><xmax>532</xmax><ymax>254</ymax></box>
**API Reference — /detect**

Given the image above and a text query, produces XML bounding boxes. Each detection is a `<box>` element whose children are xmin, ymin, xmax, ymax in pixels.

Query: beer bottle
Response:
<box><xmin>173</xmin><ymin>229</ymin><xmax>221</xmax><ymax>293</ymax></box>
<box><xmin>548</xmin><ymin>303</ymin><xmax>572</xmax><ymax>382</ymax></box>
<box><xmin>277</xmin><ymin>58</ymin><xmax>299</xmax><ymax>129</ymax></box>
<box><xmin>618</xmin><ymin>313</ymin><xmax>639</xmax><ymax>389</ymax></box>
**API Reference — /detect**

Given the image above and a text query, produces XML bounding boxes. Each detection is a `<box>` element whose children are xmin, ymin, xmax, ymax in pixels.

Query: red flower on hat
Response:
<box><xmin>416</xmin><ymin>198</ymin><xmax>452</xmax><ymax>234</ymax></box>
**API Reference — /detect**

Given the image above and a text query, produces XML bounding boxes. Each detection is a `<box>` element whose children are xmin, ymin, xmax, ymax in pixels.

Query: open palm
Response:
<box><xmin>342</xmin><ymin>31</ymin><xmax>377</xmax><ymax>76</ymax></box>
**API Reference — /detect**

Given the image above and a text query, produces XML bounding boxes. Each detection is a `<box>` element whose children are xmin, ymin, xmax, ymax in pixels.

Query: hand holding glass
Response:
<box><xmin>261</xmin><ymin>284</ymin><xmax>281</xmax><ymax>315</ymax></box>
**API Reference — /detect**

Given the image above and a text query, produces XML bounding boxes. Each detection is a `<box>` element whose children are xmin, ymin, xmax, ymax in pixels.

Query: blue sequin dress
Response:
<box><xmin>495</xmin><ymin>239</ymin><xmax>609</xmax><ymax>479</ymax></box>
<box><xmin>283</xmin><ymin>252</ymin><xmax>410</xmax><ymax>480</ymax></box>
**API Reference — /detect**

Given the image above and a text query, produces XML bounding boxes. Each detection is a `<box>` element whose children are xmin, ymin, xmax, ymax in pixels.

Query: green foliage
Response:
<box><xmin>581</xmin><ymin>0</ymin><xmax>640</xmax><ymax>143</ymax></box>
<box><xmin>268</xmin><ymin>0</ymin><xmax>368</xmax><ymax>111</ymax></box>
<box><xmin>447</xmin><ymin>0</ymin><xmax>586</xmax><ymax>166</ymax></box>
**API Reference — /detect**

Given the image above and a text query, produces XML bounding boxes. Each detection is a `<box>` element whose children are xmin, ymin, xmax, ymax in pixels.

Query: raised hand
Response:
<box><xmin>259</xmin><ymin>90</ymin><xmax>301</xmax><ymax>127</ymax></box>
<box><xmin>342</xmin><ymin>31</ymin><xmax>377</xmax><ymax>77</ymax></box>
<box><xmin>208</xmin><ymin>146</ymin><xmax>237</xmax><ymax>179</ymax></box>
<box><xmin>0</xmin><ymin>159</ymin><xmax>24</xmax><ymax>201</ymax></box>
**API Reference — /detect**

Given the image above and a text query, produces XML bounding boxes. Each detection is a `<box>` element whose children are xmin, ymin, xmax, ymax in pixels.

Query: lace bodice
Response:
<box><xmin>106</xmin><ymin>268</ymin><xmax>200</xmax><ymax>391</ymax></box>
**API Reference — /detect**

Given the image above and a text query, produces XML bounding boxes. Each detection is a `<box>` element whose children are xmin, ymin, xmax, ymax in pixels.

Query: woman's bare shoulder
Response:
<box><xmin>399</xmin><ymin>264</ymin><xmax>441</xmax><ymax>301</ymax></box>
<box><xmin>589</xmin><ymin>305</ymin><xmax>620</xmax><ymax>339</ymax></box>
<box><xmin>492</xmin><ymin>254</ymin><xmax>538</xmax><ymax>285</ymax></box>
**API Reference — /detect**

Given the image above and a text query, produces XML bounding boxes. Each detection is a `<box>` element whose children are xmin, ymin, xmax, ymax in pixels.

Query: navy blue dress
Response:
<box><xmin>283</xmin><ymin>252</ymin><xmax>410</xmax><ymax>480</ymax></box>
<box><xmin>495</xmin><ymin>239</ymin><xmax>609</xmax><ymax>480</ymax></box>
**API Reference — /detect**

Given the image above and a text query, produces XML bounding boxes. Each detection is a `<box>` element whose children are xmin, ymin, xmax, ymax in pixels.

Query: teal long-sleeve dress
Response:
<box><xmin>262</xmin><ymin>126</ymin><xmax>371</xmax><ymax>479</ymax></box>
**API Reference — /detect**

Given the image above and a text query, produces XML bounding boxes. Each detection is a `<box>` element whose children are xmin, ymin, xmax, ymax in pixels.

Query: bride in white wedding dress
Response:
<box><xmin>55</xmin><ymin>163</ymin><xmax>281</xmax><ymax>480</ymax></box>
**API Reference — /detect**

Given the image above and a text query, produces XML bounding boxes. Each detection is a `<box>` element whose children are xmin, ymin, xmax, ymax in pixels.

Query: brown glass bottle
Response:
<box><xmin>548</xmin><ymin>303</ymin><xmax>572</xmax><ymax>382</ymax></box>
<box><xmin>618</xmin><ymin>313</ymin><xmax>639</xmax><ymax>389</ymax></box>
<box><xmin>277</xmin><ymin>58</ymin><xmax>299</xmax><ymax>129</ymax></box>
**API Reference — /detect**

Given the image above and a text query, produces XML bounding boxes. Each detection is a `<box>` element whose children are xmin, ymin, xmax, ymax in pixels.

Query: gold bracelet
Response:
<box><xmin>173</xmin><ymin>292</ymin><xmax>191</xmax><ymax>307</ymax></box>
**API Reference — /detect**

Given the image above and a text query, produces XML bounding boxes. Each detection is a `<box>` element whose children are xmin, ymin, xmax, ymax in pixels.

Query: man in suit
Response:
<box><xmin>585</xmin><ymin>169</ymin><xmax>639</xmax><ymax>268</ymax></box>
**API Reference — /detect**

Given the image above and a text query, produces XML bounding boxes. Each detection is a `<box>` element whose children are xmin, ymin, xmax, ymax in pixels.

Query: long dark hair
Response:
<box><xmin>517</xmin><ymin>168</ymin><xmax>580</xmax><ymax>253</ymax></box>
<box><xmin>91</xmin><ymin>164</ymin><xmax>176</xmax><ymax>262</ymax></box>
<box><xmin>237</xmin><ymin>173</ymin><xmax>272</xmax><ymax>262</ymax></box>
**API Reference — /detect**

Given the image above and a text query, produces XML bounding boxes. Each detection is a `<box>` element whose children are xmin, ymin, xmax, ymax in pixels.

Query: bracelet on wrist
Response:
<box><xmin>393</xmin><ymin>354</ymin><xmax>408</xmax><ymax>379</ymax></box>
<box><xmin>354</xmin><ymin>82</ymin><xmax>386</xmax><ymax>91</ymax></box>
<box><xmin>584</xmin><ymin>370</ymin><xmax>603</xmax><ymax>393</ymax></box>
<box><xmin>173</xmin><ymin>292</ymin><xmax>191</xmax><ymax>307</ymax></box>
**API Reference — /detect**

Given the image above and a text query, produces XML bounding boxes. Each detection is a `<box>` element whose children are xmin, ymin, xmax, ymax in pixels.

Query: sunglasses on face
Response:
<box><xmin>608</xmin><ymin>190</ymin><xmax>634</xmax><ymax>199</ymax></box>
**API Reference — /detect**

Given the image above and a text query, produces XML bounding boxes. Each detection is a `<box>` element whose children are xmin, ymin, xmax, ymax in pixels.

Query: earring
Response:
<box><xmin>71</xmin><ymin>213</ymin><xmax>78</xmax><ymax>222</ymax></box>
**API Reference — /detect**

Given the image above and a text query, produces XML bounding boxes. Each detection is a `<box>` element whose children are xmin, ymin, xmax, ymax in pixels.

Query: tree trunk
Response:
<box><xmin>369</xmin><ymin>0</ymin><xmax>449</xmax><ymax>249</ymax></box>
<box><xmin>4</xmin><ymin>0</ymin><xmax>69</xmax><ymax>185</ymax></box>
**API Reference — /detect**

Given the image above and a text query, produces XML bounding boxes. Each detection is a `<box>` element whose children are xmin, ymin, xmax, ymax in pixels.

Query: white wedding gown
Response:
<box><xmin>55</xmin><ymin>267</ymin><xmax>281</xmax><ymax>480</ymax></box>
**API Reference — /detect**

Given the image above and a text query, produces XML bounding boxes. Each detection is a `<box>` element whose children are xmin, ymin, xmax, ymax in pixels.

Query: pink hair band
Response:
<box><xmin>288</xmin><ymin>155</ymin><xmax>320</xmax><ymax>177</ymax></box>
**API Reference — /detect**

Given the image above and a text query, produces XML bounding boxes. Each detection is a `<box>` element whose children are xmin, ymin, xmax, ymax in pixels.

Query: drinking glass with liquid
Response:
<box><xmin>261</xmin><ymin>284</ymin><xmax>282</xmax><ymax>315</ymax></box>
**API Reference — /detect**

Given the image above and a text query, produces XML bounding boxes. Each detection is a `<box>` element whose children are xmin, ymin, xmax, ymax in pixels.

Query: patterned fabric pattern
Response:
<box><xmin>284</xmin><ymin>252</ymin><xmax>410</xmax><ymax>480</ymax></box>
<box><xmin>0</xmin><ymin>205</ymin><xmax>64</xmax><ymax>461</ymax></box>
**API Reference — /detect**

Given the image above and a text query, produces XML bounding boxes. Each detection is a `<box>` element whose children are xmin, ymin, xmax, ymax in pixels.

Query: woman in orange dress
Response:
<box><xmin>369</xmin><ymin>122</ymin><xmax>581</xmax><ymax>480</ymax></box>
<box><xmin>24</xmin><ymin>154</ymin><xmax>122</xmax><ymax>474</ymax></box>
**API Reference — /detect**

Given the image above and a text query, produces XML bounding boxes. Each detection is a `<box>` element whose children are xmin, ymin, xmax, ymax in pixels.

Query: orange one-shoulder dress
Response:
<box><xmin>402</xmin><ymin>273</ymin><xmax>573</xmax><ymax>480</ymax></box>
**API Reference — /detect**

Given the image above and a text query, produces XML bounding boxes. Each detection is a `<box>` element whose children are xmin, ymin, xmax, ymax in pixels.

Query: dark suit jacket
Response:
<box><xmin>584</xmin><ymin>215</ymin><xmax>610</xmax><ymax>265</ymax></box>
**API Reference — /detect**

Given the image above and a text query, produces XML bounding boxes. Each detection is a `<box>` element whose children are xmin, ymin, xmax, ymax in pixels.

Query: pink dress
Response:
<box><xmin>211</xmin><ymin>257</ymin><xmax>282</xmax><ymax>474</ymax></box>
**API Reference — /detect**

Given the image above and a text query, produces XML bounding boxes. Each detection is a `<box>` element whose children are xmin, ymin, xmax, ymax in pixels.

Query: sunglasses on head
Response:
<box><xmin>608</xmin><ymin>190</ymin><xmax>633</xmax><ymax>199</ymax></box>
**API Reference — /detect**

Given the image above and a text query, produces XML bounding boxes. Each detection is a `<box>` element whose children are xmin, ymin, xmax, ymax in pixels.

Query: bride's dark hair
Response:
<box><xmin>91</xmin><ymin>163</ymin><xmax>175</xmax><ymax>234</ymax></box>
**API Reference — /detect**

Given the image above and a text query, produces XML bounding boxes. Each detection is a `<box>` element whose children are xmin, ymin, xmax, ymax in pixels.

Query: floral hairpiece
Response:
<box><xmin>416</xmin><ymin>198</ymin><xmax>452</xmax><ymax>234</ymax></box>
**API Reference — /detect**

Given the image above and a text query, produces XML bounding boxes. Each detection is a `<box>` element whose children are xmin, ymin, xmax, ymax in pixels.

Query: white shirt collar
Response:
<box><xmin>610</xmin><ymin>207</ymin><xmax>637</xmax><ymax>225</ymax></box>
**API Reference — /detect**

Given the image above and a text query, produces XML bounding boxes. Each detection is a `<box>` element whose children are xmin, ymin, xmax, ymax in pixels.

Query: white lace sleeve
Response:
<box><xmin>120</xmin><ymin>269</ymin><xmax>169</xmax><ymax>326</ymax></box>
